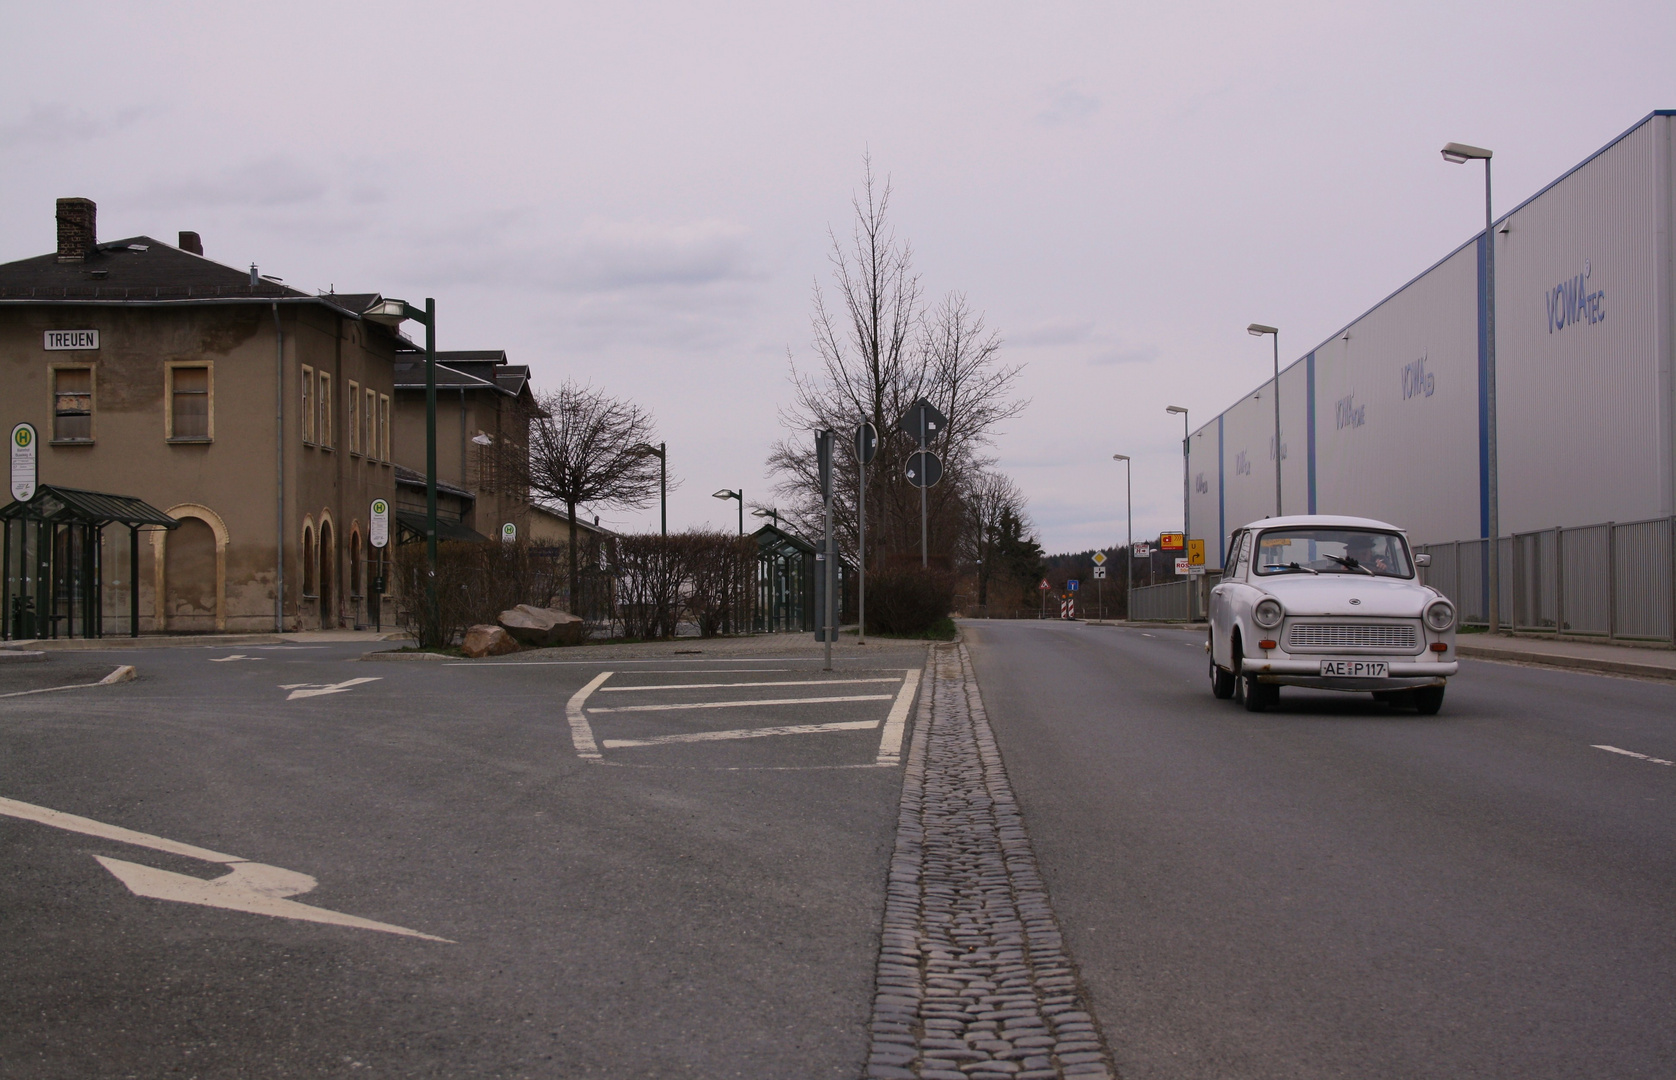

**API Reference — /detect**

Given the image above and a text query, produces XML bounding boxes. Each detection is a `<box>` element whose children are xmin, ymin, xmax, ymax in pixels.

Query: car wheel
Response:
<box><xmin>1229</xmin><ymin>639</ymin><xmax>1246</xmax><ymax>706</ymax></box>
<box><xmin>1209</xmin><ymin>639</ymin><xmax>1236</xmax><ymax>700</ymax></box>
<box><xmin>1412</xmin><ymin>685</ymin><xmax>1445</xmax><ymax>715</ymax></box>
<box><xmin>1243</xmin><ymin>675</ymin><xmax>1274</xmax><ymax>712</ymax></box>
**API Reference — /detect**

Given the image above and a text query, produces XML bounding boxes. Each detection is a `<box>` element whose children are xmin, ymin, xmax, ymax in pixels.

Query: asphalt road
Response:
<box><xmin>962</xmin><ymin>619</ymin><xmax>1676</xmax><ymax>1080</ymax></box>
<box><xmin>0</xmin><ymin>638</ymin><xmax>927</xmax><ymax>1079</ymax></box>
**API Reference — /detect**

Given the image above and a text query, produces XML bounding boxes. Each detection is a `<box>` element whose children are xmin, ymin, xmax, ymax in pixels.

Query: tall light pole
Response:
<box><xmin>1113</xmin><ymin>454</ymin><xmax>1132</xmax><ymax>622</ymax></box>
<box><xmin>751</xmin><ymin>506</ymin><xmax>780</xmax><ymax>529</ymax></box>
<box><xmin>1247</xmin><ymin>324</ymin><xmax>1282</xmax><ymax>516</ymax></box>
<box><xmin>1443</xmin><ymin>140</ymin><xmax>1499</xmax><ymax>634</ymax></box>
<box><xmin>638</xmin><ymin>443</ymin><xmax>667</xmax><ymax>536</ymax></box>
<box><xmin>365</xmin><ymin>296</ymin><xmax>438</xmax><ymax>641</ymax></box>
<box><xmin>1166</xmin><ymin>405</ymin><xmax>1189</xmax><ymax>543</ymax></box>
<box><xmin>712</xmin><ymin>488</ymin><xmax>743</xmax><ymax>535</ymax></box>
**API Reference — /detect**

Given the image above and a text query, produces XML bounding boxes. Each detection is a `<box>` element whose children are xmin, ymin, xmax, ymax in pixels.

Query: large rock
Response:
<box><xmin>497</xmin><ymin>604</ymin><xmax>585</xmax><ymax>647</ymax></box>
<box><xmin>461</xmin><ymin>624</ymin><xmax>519</xmax><ymax>658</ymax></box>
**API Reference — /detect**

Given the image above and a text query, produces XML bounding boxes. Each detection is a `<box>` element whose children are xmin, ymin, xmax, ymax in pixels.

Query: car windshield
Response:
<box><xmin>1255</xmin><ymin>528</ymin><xmax>1413</xmax><ymax>578</ymax></box>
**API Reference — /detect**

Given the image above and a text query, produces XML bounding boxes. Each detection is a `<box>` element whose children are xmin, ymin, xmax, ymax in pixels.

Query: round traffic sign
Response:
<box><xmin>904</xmin><ymin>450</ymin><xmax>942</xmax><ymax>488</ymax></box>
<box><xmin>855</xmin><ymin>421</ymin><xmax>878</xmax><ymax>465</ymax></box>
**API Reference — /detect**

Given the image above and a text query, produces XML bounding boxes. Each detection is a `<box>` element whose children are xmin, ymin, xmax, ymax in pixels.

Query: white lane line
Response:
<box><xmin>603</xmin><ymin>720</ymin><xmax>881</xmax><ymax>748</ymax></box>
<box><xmin>589</xmin><ymin>693</ymin><xmax>895</xmax><ymax>714</ymax></box>
<box><xmin>209</xmin><ymin>654</ymin><xmax>263</xmax><ymax>662</ymax></box>
<box><xmin>566</xmin><ymin>671</ymin><xmax>611</xmax><ymax>758</ymax></box>
<box><xmin>875</xmin><ymin>668</ymin><xmax>921</xmax><ymax>766</ymax></box>
<box><xmin>279</xmin><ymin>677</ymin><xmax>381</xmax><ymax>700</ymax></box>
<box><xmin>1593</xmin><ymin>744</ymin><xmax>1676</xmax><ymax>767</ymax></box>
<box><xmin>445</xmin><ymin>657</ymin><xmax>876</xmax><ymax>666</ymax></box>
<box><xmin>598</xmin><ymin>678</ymin><xmax>900</xmax><ymax>692</ymax></box>
<box><xmin>0</xmin><ymin>795</ymin><xmax>450</xmax><ymax>942</ymax></box>
<box><xmin>0</xmin><ymin>665</ymin><xmax>136</xmax><ymax>699</ymax></box>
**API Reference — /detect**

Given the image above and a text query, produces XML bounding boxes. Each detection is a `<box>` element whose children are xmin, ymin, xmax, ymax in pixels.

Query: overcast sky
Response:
<box><xmin>4</xmin><ymin>2</ymin><xmax>1673</xmax><ymax>550</ymax></box>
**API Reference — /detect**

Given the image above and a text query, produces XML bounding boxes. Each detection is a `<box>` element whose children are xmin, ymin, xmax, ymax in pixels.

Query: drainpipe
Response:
<box><xmin>273</xmin><ymin>303</ymin><xmax>285</xmax><ymax>632</ymax></box>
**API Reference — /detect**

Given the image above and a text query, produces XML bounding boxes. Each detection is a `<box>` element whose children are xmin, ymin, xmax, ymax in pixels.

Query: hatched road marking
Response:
<box><xmin>588</xmin><ymin>693</ymin><xmax>895</xmax><ymax>714</ymax></box>
<box><xmin>604</xmin><ymin>720</ymin><xmax>881</xmax><ymax>748</ymax></box>
<box><xmin>596</xmin><ymin>678</ymin><xmax>901</xmax><ymax>692</ymax></box>
<box><xmin>1593</xmin><ymin>744</ymin><xmax>1675</xmax><ymax>767</ymax></box>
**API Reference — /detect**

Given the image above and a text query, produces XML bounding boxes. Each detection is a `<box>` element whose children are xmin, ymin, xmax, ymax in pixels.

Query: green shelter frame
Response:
<box><xmin>2</xmin><ymin>485</ymin><xmax>179</xmax><ymax>640</ymax></box>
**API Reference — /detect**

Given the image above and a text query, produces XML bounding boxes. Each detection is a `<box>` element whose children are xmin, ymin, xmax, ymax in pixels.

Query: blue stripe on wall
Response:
<box><xmin>1476</xmin><ymin>233</ymin><xmax>1490</xmax><ymax>540</ymax></box>
<box><xmin>1306</xmin><ymin>351</ymin><xmax>1317</xmax><ymax>514</ymax></box>
<box><xmin>1217</xmin><ymin>415</ymin><xmax>1226</xmax><ymax>566</ymax></box>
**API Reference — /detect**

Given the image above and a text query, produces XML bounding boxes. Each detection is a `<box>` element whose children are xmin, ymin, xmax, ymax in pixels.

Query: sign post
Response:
<box><xmin>898</xmin><ymin>398</ymin><xmax>947</xmax><ymax>568</ymax></box>
<box><xmin>368</xmin><ymin>498</ymin><xmax>389</xmax><ymax>632</ymax></box>
<box><xmin>817</xmin><ymin>429</ymin><xmax>836</xmax><ymax>670</ymax></box>
<box><xmin>11</xmin><ymin>423</ymin><xmax>38</xmax><ymax>502</ymax></box>
<box><xmin>856</xmin><ymin>421</ymin><xmax>876</xmax><ymax>645</ymax></box>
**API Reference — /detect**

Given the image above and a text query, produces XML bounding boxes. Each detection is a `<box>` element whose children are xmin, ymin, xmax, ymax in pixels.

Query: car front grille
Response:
<box><xmin>1286</xmin><ymin>623</ymin><xmax>1418</xmax><ymax>651</ymax></box>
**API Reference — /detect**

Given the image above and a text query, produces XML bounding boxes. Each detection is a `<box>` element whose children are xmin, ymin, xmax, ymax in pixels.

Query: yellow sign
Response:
<box><xmin>1187</xmin><ymin>539</ymin><xmax>1205</xmax><ymax>566</ymax></box>
<box><xmin>1160</xmin><ymin>532</ymin><xmax>1185</xmax><ymax>550</ymax></box>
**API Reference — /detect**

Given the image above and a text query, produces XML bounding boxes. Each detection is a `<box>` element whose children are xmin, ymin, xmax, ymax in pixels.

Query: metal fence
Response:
<box><xmin>1128</xmin><ymin>575</ymin><xmax>1213</xmax><ymax>622</ymax></box>
<box><xmin>1415</xmin><ymin>516</ymin><xmax>1676</xmax><ymax>643</ymax></box>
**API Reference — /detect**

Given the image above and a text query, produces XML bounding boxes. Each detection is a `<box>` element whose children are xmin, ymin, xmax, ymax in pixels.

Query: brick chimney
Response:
<box><xmin>56</xmin><ymin>198</ymin><xmax>96</xmax><ymax>263</ymax></box>
<box><xmin>178</xmin><ymin>231</ymin><xmax>203</xmax><ymax>256</ymax></box>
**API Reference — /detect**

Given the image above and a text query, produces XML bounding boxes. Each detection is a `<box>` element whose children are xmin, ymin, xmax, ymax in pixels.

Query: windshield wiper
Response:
<box><xmin>1322</xmin><ymin>554</ymin><xmax>1375</xmax><ymax>576</ymax></box>
<box><xmin>1262</xmin><ymin>562</ymin><xmax>1318</xmax><ymax>575</ymax></box>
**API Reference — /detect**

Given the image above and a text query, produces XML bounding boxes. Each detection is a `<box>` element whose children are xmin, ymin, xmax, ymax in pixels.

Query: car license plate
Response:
<box><xmin>1320</xmin><ymin>660</ymin><xmax>1388</xmax><ymax>677</ymax></box>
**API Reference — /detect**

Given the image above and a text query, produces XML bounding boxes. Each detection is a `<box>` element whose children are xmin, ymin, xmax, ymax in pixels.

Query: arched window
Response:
<box><xmin>302</xmin><ymin>523</ymin><xmax>316</xmax><ymax>596</ymax></box>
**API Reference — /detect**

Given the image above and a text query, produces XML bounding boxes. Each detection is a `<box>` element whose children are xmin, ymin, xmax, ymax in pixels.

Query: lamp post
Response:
<box><xmin>1165</xmin><ymin>405</ymin><xmax>1189</xmax><ymax>544</ymax></box>
<box><xmin>712</xmin><ymin>488</ymin><xmax>743</xmax><ymax>535</ymax></box>
<box><xmin>638</xmin><ymin>442</ymin><xmax>667</xmax><ymax>536</ymax></box>
<box><xmin>1247</xmin><ymin>324</ymin><xmax>1282</xmax><ymax>517</ymax></box>
<box><xmin>1113</xmin><ymin>454</ymin><xmax>1132</xmax><ymax>622</ymax></box>
<box><xmin>365</xmin><ymin>296</ymin><xmax>438</xmax><ymax>640</ymax></box>
<box><xmin>751</xmin><ymin>506</ymin><xmax>780</xmax><ymax>529</ymax></box>
<box><xmin>1442</xmin><ymin>140</ymin><xmax>1499</xmax><ymax>634</ymax></box>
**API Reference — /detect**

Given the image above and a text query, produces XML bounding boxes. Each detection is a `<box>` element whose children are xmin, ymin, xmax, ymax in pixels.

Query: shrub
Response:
<box><xmin>392</xmin><ymin>540</ymin><xmax>564</xmax><ymax>648</ymax></box>
<box><xmin>866</xmin><ymin>565</ymin><xmax>955</xmax><ymax>636</ymax></box>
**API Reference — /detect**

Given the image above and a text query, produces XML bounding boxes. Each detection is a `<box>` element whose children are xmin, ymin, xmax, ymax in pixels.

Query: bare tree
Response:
<box><xmin>522</xmin><ymin>381</ymin><xmax>663</xmax><ymax>607</ymax></box>
<box><xmin>961</xmin><ymin>469</ymin><xmax>1027</xmax><ymax>607</ymax></box>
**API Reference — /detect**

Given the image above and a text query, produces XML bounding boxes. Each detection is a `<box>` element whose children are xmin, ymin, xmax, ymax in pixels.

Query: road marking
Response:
<box><xmin>446</xmin><ymin>656</ymin><xmax>875</xmax><ymax>666</ymax></box>
<box><xmin>603</xmin><ymin>719</ymin><xmax>881</xmax><ymax>748</ymax></box>
<box><xmin>588</xmin><ymin>693</ymin><xmax>894</xmax><ymax>714</ymax></box>
<box><xmin>210</xmin><ymin>654</ymin><xmax>263</xmax><ymax>662</ymax></box>
<box><xmin>567</xmin><ymin>671</ymin><xmax>611</xmax><ymax>758</ymax></box>
<box><xmin>1593</xmin><ymin>744</ymin><xmax>1676</xmax><ymax>767</ymax></box>
<box><xmin>598</xmin><ymin>677</ymin><xmax>900</xmax><ymax>692</ymax></box>
<box><xmin>875</xmin><ymin>668</ymin><xmax>922</xmax><ymax>766</ymax></box>
<box><xmin>278</xmin><ymin>677</ymin><xmax>381</xmax><ymax>700</ymax></box>
<box><xmin>0</xmin><ymin>665</ymin><xmax>136</xmax><ymax>699</ymax></box>
<box><xmin>0</xmin><ymin>795</ymin><xmax>449</xmax><ymax>942</ymax></box>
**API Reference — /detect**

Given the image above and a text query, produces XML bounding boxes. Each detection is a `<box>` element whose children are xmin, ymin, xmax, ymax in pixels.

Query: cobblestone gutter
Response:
<box><xmin>865</xmin><ymin>642</ymin><xmax>1115</xmax><ymax>1080</ymax></box>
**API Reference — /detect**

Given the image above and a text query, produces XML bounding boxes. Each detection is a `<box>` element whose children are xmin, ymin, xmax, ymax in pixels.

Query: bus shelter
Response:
<box><xmin>753</xmin><ymin>524</ymin><xmax>814</xmax><ymax>633</ymax></box>
<box><xmin>1</xmin><ymin>485</ymin><xmax>179</xmax><ymax>640</ymax></box>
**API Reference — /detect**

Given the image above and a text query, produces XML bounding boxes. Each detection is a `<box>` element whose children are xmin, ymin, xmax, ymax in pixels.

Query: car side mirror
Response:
<box><xmin>1414</xmin><ymin>553</ymin><xmax>1432</xmax><ymax>567</ymax></box>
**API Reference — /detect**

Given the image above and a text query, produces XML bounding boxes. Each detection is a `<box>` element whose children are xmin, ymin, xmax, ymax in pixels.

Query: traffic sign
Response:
<box><xmin>11</xmin><ymin>423</ymin><xmax>38</xmax><ymax>502</ymax></box>
<box><xmin>1175</xmin><ymin>558</ymin><xmax>1191</xmax><ymax>576</ymax></box>
<box><xmin>1134</xmin><ymin>542</ymin><xmax>1151</xmax><ymax>558</ymax></box>
<box><xmin>1066</xmin><ymin>579</ymin><xmax>1079</xmax><ymax>592</ymax></box>
<box><xmin>1161</xmin><ymin>532</ymin><xmax>1185</xmax><ymax>550</ymax></box>
<box><xmin>1091</xmin><ymin>551</ymin><xmax>1107</xmax><ymax>566</ymax></box>
<box><xmin>855</xmin><ymin>422</ymin><xmax>878</xmax><ymax>465</ymax></box>
<box><xmin>817</xmin><ymin>429</ymin><xmax>833</xmax><ymax>497</ymax></box>
<box><xmin>1093</xmin><ymin>566</ymin><xmax>1106</xmax><ymax>579</ymax></box>
<box><xmin>1187</xmin><ymin>538</ymin><xmax>1206</xmax><ymax>566</ymax></box>
<box><xmin>905</xmin><ymin>450</ymin><xmax>942</xmax><ymax>488</ymax></box>
<box><xmin>369</xmin><ymin>499</ymin><xmax>390</xmax><ymax>548</ymax></box>
<box><xmin>501</xmin><ymin>522</ymin><xmax>517</xmax><ymax>543</ymax></box>
<box><xmin>1039</xmin><ymin>579</ymin><xmax>1051</xmax><ymax>591</ymax></box>
<box><xmin>898</xmin><ymin>398</ymin><xmax>948</xmax><ymax>444</ymax></box>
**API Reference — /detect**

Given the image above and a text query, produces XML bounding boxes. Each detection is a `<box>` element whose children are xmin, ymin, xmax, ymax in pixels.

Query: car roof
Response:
<box><xmin>1235</xmin><ymin>514</ymin><xmax>1404</xmax><ymax>533</ymax></box>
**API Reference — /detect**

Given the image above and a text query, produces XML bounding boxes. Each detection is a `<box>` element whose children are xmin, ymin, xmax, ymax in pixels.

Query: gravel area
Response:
<box><xmin>865</xmin><ymin>642</ymin><xmax>1115</xmax><ymax>1080</ymax></box>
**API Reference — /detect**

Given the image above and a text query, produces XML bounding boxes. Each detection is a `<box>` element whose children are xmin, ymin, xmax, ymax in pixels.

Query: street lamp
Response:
<box><xmin>712</xmin><ymin>488</ymin><xmax>743</xmax><ymax>535</ymax></box>
<box><xmin>365</xmin><ymin>296</ymin><xmax>439</xmax><ymax>640</ymax></box>
<box><xmin>1247</xmin><ymin>323</ymin><xmax>1282</xmax><ymax>517</ymax></box>
<box><xmin>1113</xmin><ymin>454</ymin><xmax>1132</xmax><ymax>623</ymax></box>
<box><xmin>1442</xmin><ymin>140</ymin><xmax>1500</xmax><ymax>634</ymax></box>
<box><xmin>1165</xmin><ymin>405</ymin><xmax>1189</xmax><ymax>543</ymax></box>
<box><xmin>637</xmin><ymin>442</ymin><xmax>667</xmax><ymax>536</ymax></box>
<box><xmin>751</xmin><ymin>506</ymin><xmax>780</xmax><ymax>529</ymax></box>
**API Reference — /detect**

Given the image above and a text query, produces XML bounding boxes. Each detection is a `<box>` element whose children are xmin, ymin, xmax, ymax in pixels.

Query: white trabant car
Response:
<box><xmin>1207</xmin><ymin>515</ymin><xmax>1458</xmax><ymax>713</ymax></box>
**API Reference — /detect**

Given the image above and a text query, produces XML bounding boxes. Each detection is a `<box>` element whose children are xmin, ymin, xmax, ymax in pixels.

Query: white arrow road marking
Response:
<box><xmin>0</xmin><ymin>665</ymin><xmax>135</xmax><ymax>699</ymax></box>
<box><xmin>588</xmin><ymin>693</ymin><xmax>895</xmax><ymax>714</ymax></box>
<box><xmin>597</xmin><ymin>677</ymin><xmax>902</xmax><ymax>692</ymax></box>
<box><xmin>94</xmin><ymin>857</ymin><xmax>450</xmax><ymax>942</ymax></box>
<box><xmin>604</xmin><ymin>720</ymin><xmax>882</xmax><ymax>748</ymax></box>
<box><xmin>210</xmin><ymin>654</ymin><xmax>262</xmax><ymax>662</ymax></box>
<box><xmin>1594</xmin><ymin>744</ymin><xmax>1676</xmax><ymax>767</ymax></box>
<box><xmin>279</xmin><ymin>677</ymin><xmax>381</xmax><ymax>700</ymax></box>
<box><xmin>0</xmin><ymin>795</ymin><xmax>450</xmax><ymax>942</ymax></box>
<box><xmin>567</xmin><ymin>671</ymin><xmax>611</xmax><ymax>758</ymax></box>
<box><xmin>875</xmin><ymin>668</ymin><xmax>922</xmax><ymax>766</ymax></box>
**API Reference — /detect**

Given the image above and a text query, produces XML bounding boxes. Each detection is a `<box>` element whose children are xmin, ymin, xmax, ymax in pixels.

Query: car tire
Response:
<box><xmin>1209</xmin><ymin>640</ymin><xmax>1236</xmax><ymax>700</ymax></box>
<box><xmin>1243</xmin><ymin>675</ymin><xmax>1274</xmax><ymax>712</ymax></box>
<box><xmin>1412</xmin><ymin>685</ymin><xmax>1445</xmax><ymax>715</ymax></box>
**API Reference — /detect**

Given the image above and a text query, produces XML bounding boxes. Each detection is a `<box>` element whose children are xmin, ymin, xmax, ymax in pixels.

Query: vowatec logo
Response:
<box><xmin>1335</xmin><ymin>394</ymin><xmax>1365</xmax><ymax>430</ymax></box>
<box><xmin>1268</xmin><ymin>436</ymin><xmax>1287</xmax><ymax>461</ymax></box>
<box><xmin>1547</xmin><ymin>260</ymin><xmax>1605</xmax><ymax>333</ymax></box>
<box><xmin>1234</xmin><ymin>451</ymin><xmax>1252</xmax><ymax>476</ymax></box>
<box><xmin>1194</xmin><ymin>473</ymin><xmax>1209</xmax><ymax>494</ymax></box>
<box><xmin>1401</xmin><ymin>355</ymin><xmax>1435</xmax><ymax>400</ymax></box>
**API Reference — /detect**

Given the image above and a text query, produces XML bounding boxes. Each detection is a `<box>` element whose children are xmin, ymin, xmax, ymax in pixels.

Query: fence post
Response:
<box><xmin>1607</xmin><ymin>521</ymin><xmax>1617</xmax><ymax>642</ymax></box>
<box><xmin>1554</xmin><ymin>526</ymin><xmax>1564</xmax><ymax>636</ymax></box>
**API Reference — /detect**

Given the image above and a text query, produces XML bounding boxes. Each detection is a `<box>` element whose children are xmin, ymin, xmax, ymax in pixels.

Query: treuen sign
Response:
<box><xmin>44</xmin><ymin>329</ymin><xmax>99</xmax><ymax>350</ymax></box>
<box><xmin>1547</xmin><ymin>262</ymin><xmax>1604</xmax><ymax>334</ymax></box>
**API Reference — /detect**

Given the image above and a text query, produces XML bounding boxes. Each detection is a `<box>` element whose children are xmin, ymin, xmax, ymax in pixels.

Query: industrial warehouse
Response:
<box><xmin>1180</xmin><ymin>109</ymin><xmax>1676</xmax><ymax>640</ymax></box>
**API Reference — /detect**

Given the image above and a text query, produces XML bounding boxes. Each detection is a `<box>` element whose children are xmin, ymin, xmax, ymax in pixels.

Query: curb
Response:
<box><xmin>0</xmin><ymin>650</ymin><xmax>47</xmax><ymax>663</ymax></box>
<box><xmin>360</xmin><ymin>650</ymin><xmax>449</xmax><ymax>662</ymax></box>
<box><xmin>1455</xmin><ymin>643</ymin><xmax>1676</xmax><ymax>682</ymax></box>
<box><xmin>5</xmin><ymin>634</ymin><xmax>285</xmax><ymax>652</ymax></box>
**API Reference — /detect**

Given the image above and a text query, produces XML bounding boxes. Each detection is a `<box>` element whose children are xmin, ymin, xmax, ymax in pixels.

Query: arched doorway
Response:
<box><xmin>318</xmin><ymin>518</ymin><xmax>335</xmax><ymax>628</ymax></box>
<box><xmin>348</xmin><ymin>530</ymin><xmax>363</xmax><ymax>629</ymax></box>
<box><xmin>153</xmin><ymin>504</ymin><xmax>229</xmax><ymax>633</ymax></box>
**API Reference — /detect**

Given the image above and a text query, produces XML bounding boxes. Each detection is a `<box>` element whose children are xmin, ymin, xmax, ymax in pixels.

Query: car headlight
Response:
<box><xmin>1253</xmin><ymin>598</ymin><xmax>1284</xmax><ymax>629</ymax></box>
<box><xmin>1424</xmin><ymin>598</ymin><xmax>1456</xmax><ymax>632</ymax></box>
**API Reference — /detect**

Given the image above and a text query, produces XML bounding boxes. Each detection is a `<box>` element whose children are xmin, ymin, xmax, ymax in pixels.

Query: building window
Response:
<box><xmin>317</xmin><ymin>371</ymin><xmax>333</xmax><ymax>449</ymax></box>
<box><xmin>167</xmin><ymin>363</ymin><xmax>212</xmax><ymax>441</ymax></box>
<box><xmin>378</xmin><ymin>394</ymin><xmax>391</xmax><ymax>462</ymax></box>
<box><xmin>52</xmin><ymin>366</ymin><xmax>94</xmax><ymax>443</ymax></box>
<box><xmin>301</xmin><ymin>365</ymin><xmax>315</xmax><ymax>444</ymax></box>
<box><xmin>365</xmin><ymin>387</ymin><xmax>378</xmax><ymax>461</ymax></box>
<box><xmin>348</xmin><ymin>380</ymin><xmax>361</xmax><ymax>455</ymax></box>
